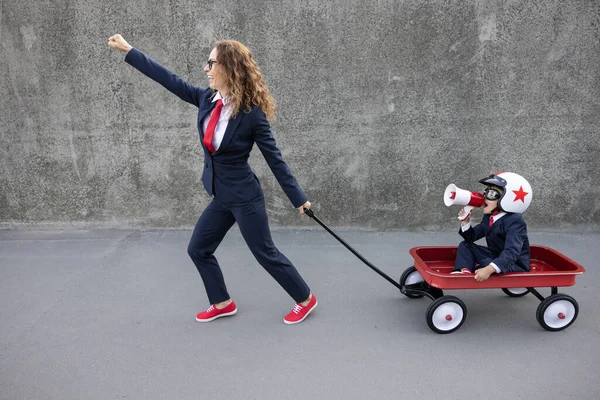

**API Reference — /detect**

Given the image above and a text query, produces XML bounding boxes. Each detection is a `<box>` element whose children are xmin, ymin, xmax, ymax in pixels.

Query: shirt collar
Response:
<box><xmin>212</xmin><ymin>91</ymin><xmax>229</xmax><ymax>105</ymax></box>
<box><xmin>492</xmin><ymin>211</ymin><xmax>507</xmax><ymax>221</ymax></box>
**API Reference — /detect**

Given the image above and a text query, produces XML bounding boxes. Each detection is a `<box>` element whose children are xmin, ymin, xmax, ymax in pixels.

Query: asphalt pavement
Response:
<box><xmin>1</xmin><ymin>228</ymin><xmax>599</xmax><ymax>400</ymax></box>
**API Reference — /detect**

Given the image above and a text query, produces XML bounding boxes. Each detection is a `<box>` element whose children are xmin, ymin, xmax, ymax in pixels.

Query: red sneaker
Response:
<box><xmin>195</xmin><ymin>301</ymin><xmax>237</xmax><ymax>322</ymax></box>
<box><xmin>284</xmin><ymin>294</ymin><xmax>318</xmax><ymax>325</ymax></box>
<box><xmin>450</xmin><ymin>268</ymin><xmax>473</xmax><ymax>275</ymax></box>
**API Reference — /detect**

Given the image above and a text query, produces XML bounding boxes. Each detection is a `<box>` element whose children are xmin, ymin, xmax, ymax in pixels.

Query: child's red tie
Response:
<box><xmin>489</xmin><ymin>210</ymin><xmax>499</xmax><ymax>227</ymax></box>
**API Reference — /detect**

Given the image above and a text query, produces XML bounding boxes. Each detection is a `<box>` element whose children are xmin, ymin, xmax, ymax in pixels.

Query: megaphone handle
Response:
<box><xmin>457</xmin><ymin>206</ymin><xmax>474</xmax><ymax>220</ymax></box>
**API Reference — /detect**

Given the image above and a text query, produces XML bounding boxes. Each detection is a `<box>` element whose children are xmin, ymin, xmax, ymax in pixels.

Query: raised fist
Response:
<box><xmin>108</xmin><ymin>34</ymin><xmax>133</xmax><ymax>53</ymax></box>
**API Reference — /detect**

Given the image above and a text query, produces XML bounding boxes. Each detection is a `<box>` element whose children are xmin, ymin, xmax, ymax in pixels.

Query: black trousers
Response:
<box><xmin>187</xmin><ymin>196</ymin><xmax>311</xmax><ymax>304</ymax></box>
<box><xmin>454</xmin><ymin>241</ymin><xmax>496</xmax><ymax>272</ymax></box>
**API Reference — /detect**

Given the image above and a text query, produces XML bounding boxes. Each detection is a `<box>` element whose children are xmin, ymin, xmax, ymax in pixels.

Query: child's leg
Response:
<box><xmin>454</xmin><ymin>241</ymin><xmax>495</xmax><ymax>272</ymax></box>
<box><xmin>471</xmin><ymin>245</ymin><xmax>496</xmax><ymax>271</ymax></box>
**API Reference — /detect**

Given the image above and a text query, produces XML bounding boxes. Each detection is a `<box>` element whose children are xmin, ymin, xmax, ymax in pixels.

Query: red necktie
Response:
<box><xmin>203</xmin><ymin>99</ymin><xmax>223</xmax><ymax>153</ymax></box>
<box><xmin>489</xmin><ymin>210</ymin><xmax>499</xmax><ymax>227</ymax></box>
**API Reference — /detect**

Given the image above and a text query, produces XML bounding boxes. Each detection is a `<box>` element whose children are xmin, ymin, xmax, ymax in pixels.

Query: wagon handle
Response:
<box><xmin>303</xmin><ymin>208</ymin><xmax>403</xmax><ymax>290</ymax></box>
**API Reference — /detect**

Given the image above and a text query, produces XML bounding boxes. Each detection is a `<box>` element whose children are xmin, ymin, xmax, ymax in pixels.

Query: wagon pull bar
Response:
<box><xmin>304</xmin><ymin>208</ymin><xmax>403</xmax><ymax>290</ymax></box>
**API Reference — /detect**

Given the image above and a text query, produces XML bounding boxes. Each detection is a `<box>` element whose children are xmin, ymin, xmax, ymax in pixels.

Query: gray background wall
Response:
<box><xmin>1</xmin><ymin>0</ymin><xmax>599</xmax><ymax>231</ymax></box>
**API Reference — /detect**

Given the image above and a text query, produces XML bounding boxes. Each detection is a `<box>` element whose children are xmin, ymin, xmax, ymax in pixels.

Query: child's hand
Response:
<box><xmin>458</xmin><ymin>208</ymin><xmax>471</xmax><ymax>225</ymax></box>
<box><xmin>474</xmin><ymin>265</ymin><xmax>495</xmax><ymax>282</ymax></box>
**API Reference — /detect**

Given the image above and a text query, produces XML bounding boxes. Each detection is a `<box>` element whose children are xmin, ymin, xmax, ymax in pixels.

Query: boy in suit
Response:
<box><xmin>451</xmin><ymin>172</ymin><xmax>533</xmax><ymax>282</ymax></box>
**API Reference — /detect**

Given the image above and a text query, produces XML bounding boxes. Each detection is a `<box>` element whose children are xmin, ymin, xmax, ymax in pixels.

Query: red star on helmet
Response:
<box><xmin>512</xmin><ymin>186</ymin><xmax>528</xmax><ymax>202</ymax></box>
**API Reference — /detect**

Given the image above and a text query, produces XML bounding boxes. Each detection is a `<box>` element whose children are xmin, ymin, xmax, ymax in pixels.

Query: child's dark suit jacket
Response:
<box><xmin>459</xmin><ymin>213</ymin><xmax>530</xmax><ymax>273</ymax></box>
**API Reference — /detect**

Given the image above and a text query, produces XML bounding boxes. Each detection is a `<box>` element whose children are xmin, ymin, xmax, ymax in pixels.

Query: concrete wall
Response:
<box><xmin>1</xmin><ymin>0</ymin><xmax>599</xmax><ymax>231</ymax></box>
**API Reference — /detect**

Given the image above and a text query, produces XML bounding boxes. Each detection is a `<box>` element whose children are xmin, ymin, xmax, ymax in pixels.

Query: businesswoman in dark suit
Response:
<box><xmin>108</xmin><ymin>34</ymin><xmax>317</xmax><ymax>325</ymax></box>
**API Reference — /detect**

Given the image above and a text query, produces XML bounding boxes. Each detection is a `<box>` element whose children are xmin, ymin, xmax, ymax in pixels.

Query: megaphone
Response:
<box><xmin>444</xmin><ymin>184</ymin><xmax>485</xmax><ymax>220</ymax></box>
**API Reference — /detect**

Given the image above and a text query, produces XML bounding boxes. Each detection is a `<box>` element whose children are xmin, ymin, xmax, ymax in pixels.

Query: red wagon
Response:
<box><xmin>305</xmin><ymin>210</ymin><xmax>586</xmax><ymax>334</ymax></box>
<box><xmin>401</xmin><ymin>246</ymin><xmax>586</xmax><ymax>333</ymax></box>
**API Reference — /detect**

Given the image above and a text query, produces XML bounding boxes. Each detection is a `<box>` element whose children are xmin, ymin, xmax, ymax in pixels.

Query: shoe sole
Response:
<box><xmin>283</xmin><ymin>300</ymin><xmax>318</xmax><ymax>325</ymax></box>
<box><xmin>195</xmin><ymin>308</ymin><xmax>237</xmax><ymax>322</ymax></box>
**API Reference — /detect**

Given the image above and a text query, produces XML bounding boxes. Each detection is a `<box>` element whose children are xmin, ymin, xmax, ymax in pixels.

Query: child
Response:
<box><xmin>451</xmin><ymin>172</ymin><xmax>533</xmax><ymax>282</ymax></box>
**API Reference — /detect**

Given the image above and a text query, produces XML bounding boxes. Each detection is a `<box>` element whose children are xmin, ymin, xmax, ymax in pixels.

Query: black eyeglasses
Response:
<box><xmin>206</xmin><ymin>59</ymin><xmax>218</xmax><ymax>70</ymax></box>
<box><xmin>483</xmin><ymin>188</ymin><xmax>502</xmax><ymax>201</ymax></box>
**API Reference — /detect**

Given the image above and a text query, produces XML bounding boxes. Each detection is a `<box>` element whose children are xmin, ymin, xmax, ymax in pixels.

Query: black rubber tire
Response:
<box><xmin>536</xmin><ymin>293</ymin><xmax>579</xmax><ymax>332</ymax></box>
<box><xmin>501</xmin><ymin>288</ymin><xmax>530</xmax><ymax>297</ymax></box>
<box><xmin>399</xmin><ymin>266</ymin><xmax>425</xmax><ymax>299</ymax></box>
<box><xmin>426</xmin><ymin>295</ymin><xmax>467</xmax><ymax>334</ymax></box>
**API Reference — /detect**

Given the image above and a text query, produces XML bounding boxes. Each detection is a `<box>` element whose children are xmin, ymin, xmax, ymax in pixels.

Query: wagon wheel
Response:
<box><xmin>426</xmin><ymin>296</ymin><xmax>467</xmax><ymax>334</ymax></box>
<box><xmin>399</xmin><ymin>266</ymin><xmax>425</xmax><ymax>299</ymax></box>
<box><xmin>536</xmin><ymin>294</ymin><xmax>579</xmax><ymax>332</ymax></box>
<box><xmin>501</xmin><ymin>288</ymin><xmax>530</xmax><ymax>297</ymax></box>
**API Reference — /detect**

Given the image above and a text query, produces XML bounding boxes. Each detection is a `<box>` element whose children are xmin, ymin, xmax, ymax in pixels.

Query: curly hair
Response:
<box><xmin>215</xmin><ymin>40</ymin><xmax>276</xmax><ymax>121</ymax></box>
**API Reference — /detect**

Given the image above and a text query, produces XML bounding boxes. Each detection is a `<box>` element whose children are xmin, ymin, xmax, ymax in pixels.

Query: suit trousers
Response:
<box><xmin>454</xmin><ymin>241</ymin><xmax>496</xmax><ymax>272</ymax></box>
<box><xmin>187</xmin><ymin>196</ymin><xmax>311</xmax><ymax>304</ymax></box>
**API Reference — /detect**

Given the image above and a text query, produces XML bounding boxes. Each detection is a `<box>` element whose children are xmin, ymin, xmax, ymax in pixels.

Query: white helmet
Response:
<box><xmin>478</xmin><ymin>172</ymin><xmax>533</xmax><ymax>214</ymax></box>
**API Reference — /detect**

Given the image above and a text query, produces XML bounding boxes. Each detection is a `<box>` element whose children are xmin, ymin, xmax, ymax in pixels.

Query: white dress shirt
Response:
<box><xmin>202</xmin><ymin>91</ymin><xmax>233</xmax><ymax>151</ymax></box>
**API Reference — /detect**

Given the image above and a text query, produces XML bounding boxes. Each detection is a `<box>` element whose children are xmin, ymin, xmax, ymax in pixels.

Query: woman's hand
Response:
<box><xmin>298</xmin><ymin>201</ymin><xmax>311</xmax><ymax>215</ymax></box>
<box><xmin>108</xmin><ymin>34</ymin><xmax>133</xmax><ymax>53</ymax></box>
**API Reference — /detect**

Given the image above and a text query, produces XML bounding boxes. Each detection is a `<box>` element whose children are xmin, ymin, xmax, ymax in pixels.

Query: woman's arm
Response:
<box><xmin>252</xmin><ymin>108</ymin><xmax>309</xmax><ymax>211</ymax></box>
<box><xmin>108</xmin><ymin>34</ymin><xmax>207</xmax><ymax>107</ymax></box>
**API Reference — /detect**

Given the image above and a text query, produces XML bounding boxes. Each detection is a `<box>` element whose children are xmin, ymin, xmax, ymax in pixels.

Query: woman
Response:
<box><xmin>108</xmin><ymin>34</ymin><xmax>317</xmax><ymax>325</ymax></box>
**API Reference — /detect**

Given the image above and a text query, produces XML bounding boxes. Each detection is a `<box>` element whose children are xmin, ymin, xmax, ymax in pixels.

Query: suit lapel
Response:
<box><xmin>213</xmin><ymin>112</ymin><xmax>243</xmax><ymax>155</ymax></box>
<box><xmin>198</xmin><ymin>102</ymin><xmax>216</xmax><ymax>140</ymax></box>
<box><xmin>489</xmin><ymin>216</ymin><xmax>503</xmax><ymax>233</ymax></box>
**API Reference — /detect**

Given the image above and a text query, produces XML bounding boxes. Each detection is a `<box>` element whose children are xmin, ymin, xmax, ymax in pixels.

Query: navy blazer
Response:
<box><xmin>124</xmin><ymin>48</ymin><xmax>307</xmax><ymax>207</ymax></box>
<box><xmin>459</xmin><ymin>213</ymin><xmax>530</xmax><ymax>273</ymax></box>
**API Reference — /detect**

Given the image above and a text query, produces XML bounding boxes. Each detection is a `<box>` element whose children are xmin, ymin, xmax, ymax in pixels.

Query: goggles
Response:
<box><xmin>483</xmin><ymin>188</ymin><xmax>502</xmax><ymax>201</ymax></box>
